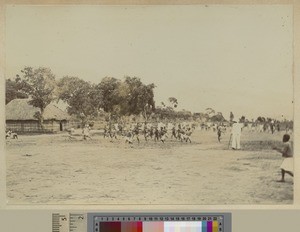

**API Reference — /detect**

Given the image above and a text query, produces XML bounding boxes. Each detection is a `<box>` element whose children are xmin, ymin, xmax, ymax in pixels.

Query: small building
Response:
<box><xmin>6</xmin><ymin>99</ymin><xmax>70</xmax><ymax>133</ymax></box>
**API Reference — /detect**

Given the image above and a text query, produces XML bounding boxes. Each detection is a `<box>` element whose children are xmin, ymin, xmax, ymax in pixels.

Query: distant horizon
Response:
<box><xmin>5</xmin><ymin>5</ymin><xmax>294</xmax><ymax>121</ymax></box>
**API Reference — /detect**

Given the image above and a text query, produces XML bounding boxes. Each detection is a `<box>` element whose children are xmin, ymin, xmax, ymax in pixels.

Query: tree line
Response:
<box><xmin>7</xmin><ymin>66</ymin><xmax>289</xmax><ymax>128</ymax></box>
<box><xmin>6</xmin><ymin>67</ymin><xmax>226</xmax><ymax>126</ymax></box>
<box><xmin>6</xmin><ymin>67</ymin><xmax>156</xmax><ymax>127</ymax></box>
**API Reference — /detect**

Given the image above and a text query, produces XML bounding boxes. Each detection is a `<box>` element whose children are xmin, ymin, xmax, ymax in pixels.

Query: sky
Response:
<box><xmin>4</xmin><ymin>5</ymin><xmax>294</xmax><ymax>120</ymax></box>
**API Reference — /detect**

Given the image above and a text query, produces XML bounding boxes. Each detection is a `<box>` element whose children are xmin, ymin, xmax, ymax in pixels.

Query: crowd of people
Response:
<box><xmin>6</xmin><ymin>118</ymin><xmax>294</xmax><ymax>183</ymax></box>
<box><xmin>77</xmin><ymin>119</ymin><xmax>294</xmax><ymax>182</ymax></box>
<box><xmin>75</xmin><ymin>119</ymin><xmax>291</xmax><ymax>147</ymax></box>
<box><xmin>101</xmin><ymin>122</ymin><xmax>195</xmax><ymax>144</ymax></box>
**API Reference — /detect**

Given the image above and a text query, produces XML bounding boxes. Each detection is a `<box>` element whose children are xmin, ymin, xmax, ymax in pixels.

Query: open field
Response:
<box><xmin>5</xmin><ymin>129</ymin><xmax>293</xmax><ymax>205</ymax></box>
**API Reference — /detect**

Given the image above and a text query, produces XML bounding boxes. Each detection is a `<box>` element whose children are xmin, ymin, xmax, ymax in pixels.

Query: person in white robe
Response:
<box><xmin>231</xmin><ymin>120</ymin><xmax>244</xmax><ymax>150</ymax></box>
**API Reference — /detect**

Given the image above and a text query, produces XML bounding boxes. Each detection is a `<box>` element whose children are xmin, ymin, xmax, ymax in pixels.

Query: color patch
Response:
<box><xmin>143</xmin><ymin>221</ymin><xmax>164</xmax><ymax>232</ymax></box>
<box><xmin>164</xmin><ymin>221</ymin><xmax>202</xmax><ymax>232</ymax></box>
<box><xmin>213</xmin><ymin>221</ymin><xmax>218</xmax><ymax>232</ymax></box>
<box><xmin>98</xmin><ymin>220</ymin><xmax>218</xmax><ymax>232</ymax></box>
<box><xmin>99</xmin><ymin>222</ymin><xmax>121</xmax><ymax>232</ymax></box>
<box><xmin>207</xmin><ymin>221</ymin><xmax>212</xmax><ymax>232</ymax></box>
<box><xmin>121</xmin><ymin>222</ymin><xmax>142</xmax><ymax>232</ymax></box>
<box><xmin>202</xmin><ymin>221</ymin><xmax>207</xmax><ymax>232</ymax></box>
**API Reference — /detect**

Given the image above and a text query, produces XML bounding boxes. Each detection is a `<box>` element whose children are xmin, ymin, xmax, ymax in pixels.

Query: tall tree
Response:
<box><xmin>205</xmin><ymin>108</ymin><xmax>215</xmax><ymax>117</ymax></box>
<box><xmin>6</xmin><ymin>75</ymin><xmax>28</xmax><ymax>104</ymax></box>
<box><xmin>96</xmin><ymin>77</ymin><xmax>121</xmax><ymax>119</ymax></box>
<box><xmin>19</xmin><ymin>67</ymin><xmax>57</xmax><ymax>128</ymax></box>
<box><xmin>57</xmin><ymin>76</ymin><xmax>98</xmax><ymax>125</ymax></box>
<box><xmin>156</xmin><ymin>97</ymin><xmax>178</xmax><ymax>120</ymax></box>
<box><xmin>211</xmin><ymin>112</ymin><xmax>226</xmax><ymax>122</ymax></box>
<box><xmin>155</xmin><ymin>106</ymin><xmax>175</xmax><ymax>120</ymax></box>
<box><xmin>121</xmin><ymin>76</ymin><xmax>155</xmax><ymax>119</ymax></box>
<box><xmin>204</xmin><ymin>108</ymin><xmax>215</xmax><ymax>121</ymax></box>
<box><xmin>177</xmin><ymin>110</ymin><xmax>192</xmax><ymax>120</ymax></box>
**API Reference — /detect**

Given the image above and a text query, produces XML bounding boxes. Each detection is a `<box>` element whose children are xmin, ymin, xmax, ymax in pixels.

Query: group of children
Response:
<box><xmin>171</xmin><ymin>125</ymin><xmax>193</xmax><ymax>143</ymax></box>
<box><xmin>123</xmin><ymin>123</ymin><xmax>194</xmax><ymax>144</ymax></box>
<box><xmin>102</xmin><ymin>122</ymin><xmax>194</xmax><ymax>145</ymax></box>
<box><xmin>5</xmin><ymin>130</ymin><xmax>18</xmax><ymax>139</ymax></box>
<box><xmin>84</xmin><ymin>120</ymin><xmax>294</xmax><ymax>183</ymax></box>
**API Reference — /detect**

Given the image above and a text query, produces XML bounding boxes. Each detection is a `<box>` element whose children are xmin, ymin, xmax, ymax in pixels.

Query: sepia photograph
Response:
<box><xmin>4</xmin><ymin>4</ymin><xmax>294</xmax><ymax>205</ymax></box>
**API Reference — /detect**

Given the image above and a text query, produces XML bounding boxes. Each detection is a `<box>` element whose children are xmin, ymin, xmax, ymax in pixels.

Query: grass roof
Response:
<box><xmin>6</xmin><ymin>99</ymin><xmax>70</xmax><ymax>121</ymax></box>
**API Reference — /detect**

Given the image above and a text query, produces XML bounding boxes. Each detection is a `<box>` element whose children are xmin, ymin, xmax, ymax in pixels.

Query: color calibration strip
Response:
<box><xmin>93</xmin><ymin>216</ymin><xmax>223</xmax><ymax>232</ymax></box>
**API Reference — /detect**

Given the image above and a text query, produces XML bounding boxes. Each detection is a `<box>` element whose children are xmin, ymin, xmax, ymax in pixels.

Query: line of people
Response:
<box><xmin>103</xmin><ymin>122</ymin><xmax>194</xmax><ymax>144</ymax></box>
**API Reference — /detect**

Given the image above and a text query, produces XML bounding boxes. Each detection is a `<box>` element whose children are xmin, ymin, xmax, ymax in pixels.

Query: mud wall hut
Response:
<box><xmin>6</xmin><ymin>99</ymin><xmax>70</xmax><ymax>133</ymax></box>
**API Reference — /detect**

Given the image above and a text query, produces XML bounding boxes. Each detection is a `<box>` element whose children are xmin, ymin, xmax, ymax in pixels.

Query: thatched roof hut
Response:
<box><xmin>6</xmin><ymin>99</ymin><xmax>70</xmax><ymax>133</ymax></box>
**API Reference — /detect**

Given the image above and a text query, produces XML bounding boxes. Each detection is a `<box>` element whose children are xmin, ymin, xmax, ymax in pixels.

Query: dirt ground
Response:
<box><xmin>5</xmin><ymin>129</ymin><xmax>293</xmax><ymax>205</ymax></box>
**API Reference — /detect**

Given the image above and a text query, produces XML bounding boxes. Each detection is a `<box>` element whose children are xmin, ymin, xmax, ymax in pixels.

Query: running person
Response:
<box><xmin>273</xmin><ymin>134</ymin><xmax>293</xmax><ymax>182</ymax></box>
<box><xmin>217</xmin><ymin>125</ymin><xmax>223</xmax><ymax>142</ymax></box>
<box><xmin>82</xmin><ymin>124</ymin><xmax>91</xmax><ymax>140</ymax></box>
<box><xmin>171</xmin><ymin>126</ymin><xmax>177</xmax><ymax>139</ymax></box>
<box><xmin>133</xmin><ymin>124</ymin><xmax>140</xmax><ymax>144</ymax></box>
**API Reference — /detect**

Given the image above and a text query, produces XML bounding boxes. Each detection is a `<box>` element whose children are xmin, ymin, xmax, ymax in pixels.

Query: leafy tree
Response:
<box><xmin>177</xmin><ymin>110</ymin><xmax>192</xmax><ymax>120</ymax></box>
<box><xmin>121</xmin><ymin>76</ymin><xmax>155</xmax><ymax>119</ymax></box>
<box><xmin>193</xmin><ymin>112</ymin><xmax>206</xmax><ymax>121</ymax></box>
<box><xmin>58</xmin><ymin>75</ymin><xmax>156</xmax><ymax>123</ymax></box>
<box><xmin>211</xmin><ymin>112</ymin><xmax>226</xmax><ymax>122</ymax></box>
<box><xmin>168</xmin><ymin>97</ymin><xmax>178</xmax><ymax>108</ymax></box>
<box><xmin>96</xmin><ymin>77</ymin><xmax>121</xmax><ymax>114</ymax></box>
<box><xmin>155</xmin><ymin>106</ymin><xmax>175</xmax><ymax>120</ymax></box>
<box><xmin>205</xmin><ymin>108</ymin><xmax>215</xmax><ymax>117</ymax></box>
<box><xmin>57</xmin><ymin>76</ymin><xmax>98</xmax><ymax>125</ymax></box>
<box><xmin>19</xmin><ymin>67</ymin><xmax>57</xmax><ymax>128</ymax></box>
<box><xmin>6</xmin><ymin>75</ymin><xmax>28</xmax><ymax>104</ymax></box>
<box><xmin>156</xmin><ymin>97</ymin><xmax>178</xmax><ymax>120</ymax></box>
